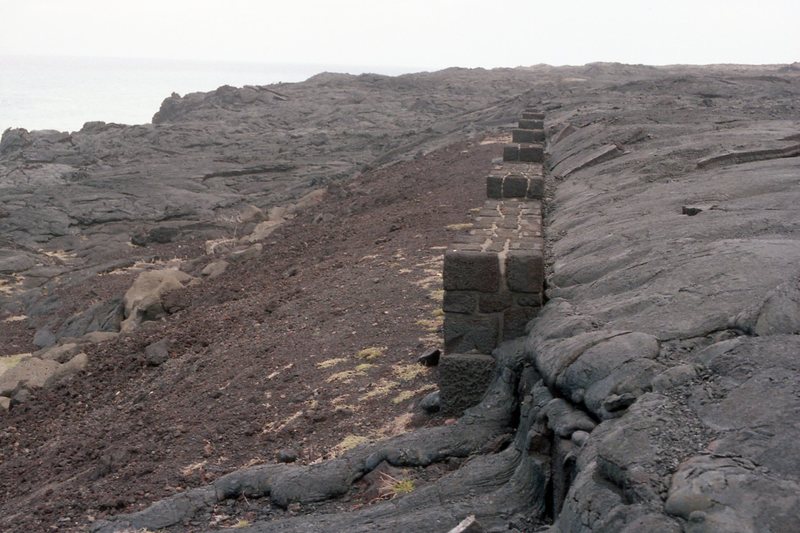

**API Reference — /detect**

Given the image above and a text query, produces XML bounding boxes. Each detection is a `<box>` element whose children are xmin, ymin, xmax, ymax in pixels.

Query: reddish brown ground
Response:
<box><xmin>0</xmin><ymin>138</ymin><xmax>501</xmax><ymax>532</ymax></box>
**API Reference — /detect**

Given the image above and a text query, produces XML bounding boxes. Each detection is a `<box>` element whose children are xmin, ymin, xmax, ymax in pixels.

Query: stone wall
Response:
<box><xmin>439</xmin><ymin>109</ymin><xmax>546</xmax><ymax>414</ymax></box>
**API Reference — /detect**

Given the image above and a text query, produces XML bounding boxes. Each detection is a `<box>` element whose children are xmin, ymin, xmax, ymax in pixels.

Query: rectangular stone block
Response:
<box><xmin>519</xmin><ymin>119</ymin><xmax>544</xmax><ymax>130</ymax></box>
<box><xmin>527</xmin><ymin>176</ymin><xmax>545</xmax><ymax>199</ymax></box>
<box><xmin>503</xmin><ymin>306</ymin><xmax>539</xmax><ymax>339</ymax></box>
<box><xmin>443</xmin><ymin>291</ymin><xmax>477</xmax><ymax>314</ymax></box>
<box><xmin>443</xmin><ymin>250</ymin><xmax>500</xmax><ymax>292</ymax></box>
<box><xmin>512</xmin><ymin>128</ymin><xmax>546</xmax><ymax>143</ymax></box>
<box><xmin>506</xmin><ymin>250</ymin><xmax>544</xmax><ymax>293</ymax></box>
<box><xmin>519</xmin><ymin>143</ymin><xmax>544</xmax><ymax>163</ymax></box>
<box><xmin>479</xmin><ymin>292</ymin><xmax>513</xmax><ymax>313</ymax></box>
<box><xmin>444</xmin><ymin>313</ymin><xmax>500</xmax><ymax>354</ymax></box>
<box><xmin>503</xmin><ymin>144</ymin><xmax>520</xmax><ymax>162</ymax></box>
<box><xmin>486</xmin><ymin>175</ymin><xmax>503</xmax><ymax>199</ymax></box>
<box><xmin>438</xmin><ymin>353</ymin><xmax>496</xmax><ymax>415</ymax></box>
<box><xmin>503</xmin><ymin>175</ymin><xmax>529</xmax><ymax>198</ymax></box>
<box><xmin>522</xmin><ymin>111</ymin><xmax>545</xmax><ymax>120</ymax></box>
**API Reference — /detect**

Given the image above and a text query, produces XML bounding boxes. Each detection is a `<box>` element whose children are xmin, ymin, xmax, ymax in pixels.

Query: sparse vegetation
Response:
<box><xmin>377</xmin><ymin>472</ymin><xmax>415</xmax><ymax>499</ymax></box>
<box><xmin>332</xmin><ymin>435</ymin><xmax>369</xmax><ymax>455</ymax></box>
<box><xmin>356</xmin><ymin>346</ymin><xmax>386</xmax><ymax>360</ymax></box>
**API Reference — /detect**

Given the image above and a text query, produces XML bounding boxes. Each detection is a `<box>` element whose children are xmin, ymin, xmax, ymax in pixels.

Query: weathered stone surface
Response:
<box><xmin>0</xmin><ymin>357</ymin><xmax>60</xmax><ymax>395</ymax></box>
<box><xmin>502</xmin><ymin>175</ymin><xmax>528</xmax><ymax>198</ymax></box>
<box><xmin>145</xmin><ymin>339</ymin><xmax>170</xmax><ymax>366</ymax></box>
<box><xmin>439</xmin><ymin>353</ymin><xmax>495</xmax><ymax>415</ymax></box>
<box><xmin>502</xmin><ymin>144</ymin><xmax>519</xmax><ymax>162</ymax></box>
<box><xmin>443</xmin><ymin>313</ymin><xmax>500</xmax><ymax>354</ymax></box>
<box><xmin>36</xmin><ymin>342</ymin><xmax>80</xmax><ymax>363</ymax></box>
<box><xmin>512</xmin><ymin>128</ymin><xmax>545</xmax><ymax>143</ymax></box>
<box><xmin>486</xmin><ymin>175</ymin><xmax>503</xmax><ymax>199</ymax></box>
<box><xmin>478</xmin><ymin>292</ymin><xmax>513</xmax><ymax>313</ymax></box>
<box><xmin>503</xmin><ymin>306</ymin><xmax>537</xmax><ymax>339</ymax></box>
<box><xmin>518</xmin><ymin>119</ymin><xmax>544</xmax><ymax>130</ymax></box>
<box><xmin>443</xmin><ymin>291</ymin><xmax>478</xmax><ymax>314</ymax></box>
<box><xmin>55</xmin><ymin>298</ymin><xmax>123</xmax><ymax>340</ymax></box>
<box><xmin>527</xmin><ymin>176</ymin><xmax>544</xmax><ymax>199</ymax></box>
<box><xmin>505</xmin><ymin>250</ymin><xmax>544</xmax><ymax>293</ymax></box>
<box><xmin>443</xmin><ymin>250</ymin><xmax>500</xmax><ymax>292</ymax></box>
<box><xmin>32</xmin><ymin>328</ymin><xmax>56</xmax><ymax>348</ymax></box>
<box><xmin>121</xmin><ymin>269</ymin><xmax>194</xmax><ymax>332</ymax></box>
<box><xmin>200</xmin><ymin>260</ymin><xmax>229</xmax><ymax>279</ymax></box>
<box><xmin>518</xmin><ymin>143</ymin><xmax>544</xmax><ymax>163</ymax></box>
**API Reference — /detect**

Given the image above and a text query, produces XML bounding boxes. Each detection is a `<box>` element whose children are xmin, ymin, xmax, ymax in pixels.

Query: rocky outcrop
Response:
<box><xmin>121</xmin><ymin>269</ymin><xmax>194</xmax><ymax>332</ymax></box>
<box><xmin>6</xmin><ymin>63</ymin><xmax>800</xmax><ymax>532</ymax></box>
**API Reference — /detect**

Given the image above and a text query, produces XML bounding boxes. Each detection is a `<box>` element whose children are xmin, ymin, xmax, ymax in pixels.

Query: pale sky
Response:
<box><xmin>2</xmin><ymin>0</ymin><xmax>798</xmax><ymax>69</ymax></box>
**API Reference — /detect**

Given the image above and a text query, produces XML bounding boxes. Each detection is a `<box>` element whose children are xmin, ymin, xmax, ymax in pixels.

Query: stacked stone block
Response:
<box><xmin>503</xmin><ymin>109</ymin><xmax>546</xmax><ymax>163</ymax></box>
<box><xmin>486</xmin><ymin>163</ymin><xmax>544</xmax><ymax>200</ymax></box>
<box><xmin>439</xmin><ymin>109</ymin><xmax>546</xmax><ymax>415</ymax></box>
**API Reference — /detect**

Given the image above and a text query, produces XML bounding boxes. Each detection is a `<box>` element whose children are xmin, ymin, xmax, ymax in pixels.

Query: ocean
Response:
<box><xmin>0</xmin><ymin>55</ymin><xmax>414</xmax><ymax>133</ymax></box>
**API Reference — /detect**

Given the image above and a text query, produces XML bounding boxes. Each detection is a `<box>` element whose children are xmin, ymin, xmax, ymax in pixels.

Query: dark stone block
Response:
<box><xmin>519</xmin><ymin>143</ymin><xmax>544</xmax><ymax>163</ymax></box>
<box><xmin>515</xmin><ymin>293</ymin><xmax>544</xmax><ymax>307</ymax></box>
<box><xmin>438</xmin><ymin>353</ymin><xmax>496</xmax><ymax>415</ymax></box>
<box><xmin>527</xmin><ymin>176</ymin><xmax>545</xmax><ymax>199</ymax></box>
<box><xmin>444</xmin><ymin>313</ymin><xmax>500</xmax><ymax>354</ymax></box>
<box><xmin>503</xmin><ymin>175</ymin><xmax>529</xmax><ymax>198</ymax></box>
<box><xmin>503</xmin><ymin>306</ymin><xmax>539</xmax><ymax>339</ymax></box>
<box><xmin>512</xmin><ymin>128</ymin><xmax>546</xmax><ymax>143</ymax></box>
<box><xmin>443</xmin><ymin>250</ymin><xmax>500</xmax><ymax>292</ymax></box>
<box><xmin>486</xmin><ymin>175</ymin><xmax>503</xmax><ymax>199</ymax></box>
<box><xmin>519</xmin><ymin>119</ymin><xmax>544</xmax><ymax>130</ymax></box>
<box><xmin>443</xmin><ymin>291</ymin><xmax>478</xmax><ymax>314</ymax></box>
<box><xmin>522</xmin><ymin>111</ymin><xmax>546</xmax><ymax>120</ymax></box>
<box><xmin>506</xmin><ymin>250</ymin><xmax>544</xmax><ymax>293</ymax></box>
<box><xmin>479</xmin><ymin>292</ymin><xmax>513</xmax><ymax>313</ymax></box>
<box><xmin>503</xmin><ymin>144</ymin><xmax>520</xmax><ymax>162</ymax></box>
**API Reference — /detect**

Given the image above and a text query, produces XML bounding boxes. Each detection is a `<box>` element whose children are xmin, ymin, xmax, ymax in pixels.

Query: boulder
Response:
<box><xmin>33</xmin><ymin>328</ymin><xmax>56</xmax><ymax>349</ymax></box>
<box><xmin>121</xmin><ymin>269</ymin><xmax>194</xmax><ymax>333</ymax></box>
<box><xmin>0</xmin><ymin>357</ymin><xmax>60</xmax><ymax>396</ymax></box>
<box><xmin>55</xmin><ymin>298</ymin><xmax>123</xmax><ymax>340</ymax></box>
<box><xmin>36</xmin><ymin>342</ymin><xmax>81</xmax><ymax>363</ymax></box>
<box><xmin>144</xmin><ymin>339</ymin><xmax>170</xmax><ymax>366</ymax></box>
<box><xmin>200</xmin><ymin>260</ymin><xmax>229</xmax><ymax>279</ymax></box>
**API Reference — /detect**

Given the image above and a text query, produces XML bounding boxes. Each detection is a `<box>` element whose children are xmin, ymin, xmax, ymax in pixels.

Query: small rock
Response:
<box><xmin>448</xmin><ymin>515</ymin><xmax>485</xmax><ymax>533</ymax></box>
<box><xmin>277</xmin><ymin>449</ymin><xmax>298</xmax><ymax>463</ymax></box>
<box><xmin>287</xmin><ymin>502</ymin><xmax>301</xmax><ymax>513</ymax></box>
<box><xmin>144</xmin><ymin>339</ymin><xmax>170</xmax><ymax>366</ymax></box>
<box><xmin>282</xmin><ymin>266</ymin><xmax>299</xmax><ymax>278</ymax></box>
<box><xmin>33</xmin><ymin>328</ymin><xmax>56</xmax><ymax>349</ymax></box>
<box><xmin>0</xmin><ymin>396</ymin><xmax>10</xmax><ymax>411</ymax></box>
<box><xmin>417</xmin><ymin>347</ymin><xmax>441</xmax><ymax>367</ymax></box>
<box><xmin>420</xmin><ymin>390</ymin><xmax>441</xmax><ymax>414</ymax></box>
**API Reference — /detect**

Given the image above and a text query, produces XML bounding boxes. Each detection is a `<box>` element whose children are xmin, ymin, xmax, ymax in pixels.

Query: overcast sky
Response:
<box><xmin>2</xmin><ymin>0</ymin><xmax>798</xmax><ymax>69</ymax></box>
